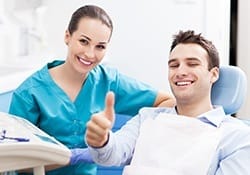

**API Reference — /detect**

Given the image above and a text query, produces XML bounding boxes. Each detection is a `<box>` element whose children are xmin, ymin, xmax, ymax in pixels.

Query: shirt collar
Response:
<box><xmin>173</xmin><ymin>106</ymin><xmax>226</xmax><ymax>127</ymax></box>
<box><xmin>197</xmin><ymin>106</ymin><xmax>226</xmax><ymax>127</ymax></box>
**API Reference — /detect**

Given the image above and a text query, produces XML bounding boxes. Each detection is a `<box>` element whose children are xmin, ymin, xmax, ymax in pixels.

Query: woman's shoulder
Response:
<box><xmin>14</xmin><ymin>62</ymin><xmax>54</xmax><ymax>93</ymax></box>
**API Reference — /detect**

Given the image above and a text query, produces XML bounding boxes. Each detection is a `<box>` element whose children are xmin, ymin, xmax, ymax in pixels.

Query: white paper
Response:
<box><xmin>123</xmin><ymin>113</ymin><xmax>221</xmax><ymax>175</ymax></box>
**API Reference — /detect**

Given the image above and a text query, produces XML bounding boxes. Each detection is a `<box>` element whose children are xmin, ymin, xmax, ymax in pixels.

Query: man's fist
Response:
<box><xmin>86</xmin><ymin>91</ymin><xmax>115</xmax><ymax>147</ymax></box>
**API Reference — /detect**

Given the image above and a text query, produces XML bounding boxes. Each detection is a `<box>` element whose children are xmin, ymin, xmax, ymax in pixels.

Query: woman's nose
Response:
<box><xmin>85</xmin><ymin>46</ymin><xmax>95</xmax><ymax>58</ymax></box>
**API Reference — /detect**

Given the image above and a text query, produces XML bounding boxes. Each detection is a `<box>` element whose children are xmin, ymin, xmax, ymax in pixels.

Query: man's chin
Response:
<box><xmin>175</xmin><ymin>95</ymin><xmax>192</xmax><ymax>103</ymax></box>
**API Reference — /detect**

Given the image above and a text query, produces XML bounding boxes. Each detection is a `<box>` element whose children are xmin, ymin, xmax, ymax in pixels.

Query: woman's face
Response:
<box><xmin>65</xmin><ymin>17</ymin><xmax>111</xmax><ymax>75</ymax></box>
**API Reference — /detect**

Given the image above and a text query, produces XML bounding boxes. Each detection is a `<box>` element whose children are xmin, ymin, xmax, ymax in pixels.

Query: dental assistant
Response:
<box><xmin>8</xmin><ymin>5</ymin><xmax>175</xmax><ymax>175</ymax></box>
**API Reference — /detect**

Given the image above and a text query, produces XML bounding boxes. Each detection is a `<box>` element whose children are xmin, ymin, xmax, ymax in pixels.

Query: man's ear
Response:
<box><xmin>210</xmin><ymin>67</ymin><xmax>219</xmax><ymax>83</ymax></box>
<box><xmin>64</xmin><ymin>30</ymin><xmax>71</xmax><ymax>45</ymax></box>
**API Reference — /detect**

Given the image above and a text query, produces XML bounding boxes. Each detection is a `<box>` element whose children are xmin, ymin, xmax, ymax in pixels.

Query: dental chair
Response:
<box><xmin>211</xmin><ymin>65</ymin><xmax>247</xmax><ymax>115</ymax></box>
<box><xmin>97</xmin><ymin>65</ymin><xmax>248</xmax><ymax>175</ymax></box>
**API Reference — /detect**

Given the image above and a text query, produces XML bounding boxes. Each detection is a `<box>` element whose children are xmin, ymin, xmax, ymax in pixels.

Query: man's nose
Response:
<box><xmin>176</xmin><ymin>64</ymin><xmax>188</xmax><ymax>77</ymax></box>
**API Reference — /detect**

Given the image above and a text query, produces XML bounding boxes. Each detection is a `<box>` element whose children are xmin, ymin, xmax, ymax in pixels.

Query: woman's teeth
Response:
<box><xmin>79</xmin><ymin>57</ymin><xmax>92</xmax><ymax>65</ymax></box>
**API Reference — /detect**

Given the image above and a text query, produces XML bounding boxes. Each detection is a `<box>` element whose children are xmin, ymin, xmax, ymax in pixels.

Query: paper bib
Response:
<box><xmin>123</xmin><ymin>113</ymin><xmax>221</xmax><ymax>175</ymax></box>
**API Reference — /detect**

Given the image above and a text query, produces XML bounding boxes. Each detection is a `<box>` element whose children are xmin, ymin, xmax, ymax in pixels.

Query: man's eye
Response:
<box><xmin>169</xmin><ymin>64</ymin><xmax>178</xmax><ymax>68</ymax></box>
<box><xmin>188</xmin><ymin>63</ymin><xmax>199</xmax><ymax>66</ymax></box>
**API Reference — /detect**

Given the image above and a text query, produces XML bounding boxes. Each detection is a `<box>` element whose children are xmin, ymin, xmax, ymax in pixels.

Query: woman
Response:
<box><xmin>9</xmin><ymin>5</ymin><xmax>175</xmax><ymax>175</ymax></box>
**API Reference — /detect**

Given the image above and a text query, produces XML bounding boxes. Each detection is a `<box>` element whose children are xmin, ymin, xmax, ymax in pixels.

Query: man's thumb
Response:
<box><xmin>104</xmin><ymin>91</ymin><xmax>115</xmax><ymax>122</ymax></box>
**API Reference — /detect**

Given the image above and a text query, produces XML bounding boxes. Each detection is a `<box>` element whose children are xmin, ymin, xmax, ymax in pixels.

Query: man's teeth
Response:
<box><xmin>79</xmin><ymin>58</ymin><xmax>91</xmax><ymax>65</ymax></box>
<box><xmin>176</xmin><ymin>81</ymin><xmax>191</xmax><ymax>86</ymax></box>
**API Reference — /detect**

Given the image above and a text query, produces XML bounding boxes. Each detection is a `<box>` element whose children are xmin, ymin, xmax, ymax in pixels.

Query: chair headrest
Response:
<box><xmin>211</xmin><ymin>65</ymin><xmax>247</xmax><ymax>115</ymax></box>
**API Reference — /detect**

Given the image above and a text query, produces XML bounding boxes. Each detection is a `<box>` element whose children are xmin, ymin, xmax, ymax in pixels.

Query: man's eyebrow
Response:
<box><xmin>168</xmin><ymin>57</ymin><xmax>203</xmax><ymax>65</ymax></box>
<box><xmin>185</xmin><ymin>57</ymin><xmax>201</xmax><ymax>61</ymax></box>
<box><xmin>168</xmin><ymin>59</ymin><xmax>177</xmax><ymax>65</ymax></box>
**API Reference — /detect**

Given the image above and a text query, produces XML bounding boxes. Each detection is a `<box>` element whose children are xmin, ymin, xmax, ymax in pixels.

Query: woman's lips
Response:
<box><xmin>78</xmin><ymin>56</ymin><xmax>92</xmax><ymax>65</ymax></box>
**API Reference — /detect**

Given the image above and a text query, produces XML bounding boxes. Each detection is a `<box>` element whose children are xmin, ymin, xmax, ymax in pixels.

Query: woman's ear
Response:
<box><xmin>210</xmin><ymin>67</ymin><xmax>219</xmax><ymax>83</ymax></box>
<box><xmin>64</xmin><ymin>30</ymin><xmax>70</xmax><ymax>45</ymax></box>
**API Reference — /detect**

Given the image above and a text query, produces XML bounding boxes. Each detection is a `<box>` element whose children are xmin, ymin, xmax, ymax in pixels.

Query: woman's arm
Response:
<box><xmin>153</xmin><ymin>90</ymin><xmax>176</xmax><ymax>107</ymax></box>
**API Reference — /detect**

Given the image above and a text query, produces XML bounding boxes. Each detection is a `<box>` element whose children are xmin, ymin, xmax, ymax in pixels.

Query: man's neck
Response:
<box><xmin>175</xmin><ymin>100</ymin><xmax>213</xmax><ymax>118</ymax></box>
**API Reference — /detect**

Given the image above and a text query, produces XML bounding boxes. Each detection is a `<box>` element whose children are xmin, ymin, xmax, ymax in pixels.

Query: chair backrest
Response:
<box><xmin>211</xmin><ymin>65</ymin><xmax>247</xmax><ymax>115</ymax></box>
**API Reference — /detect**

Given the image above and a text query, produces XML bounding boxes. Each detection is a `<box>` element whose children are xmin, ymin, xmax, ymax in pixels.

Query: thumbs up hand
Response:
<box><xmin>86</xmin><ymin>91</ymin><xmax>115</xmax><ymax>148</ymax></box>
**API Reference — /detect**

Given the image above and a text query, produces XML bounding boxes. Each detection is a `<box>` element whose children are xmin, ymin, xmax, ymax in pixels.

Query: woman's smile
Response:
<box><xmin>77</xmin><ymin>56</ymin><xmax>93</xmax><ymax>66</ymax></box>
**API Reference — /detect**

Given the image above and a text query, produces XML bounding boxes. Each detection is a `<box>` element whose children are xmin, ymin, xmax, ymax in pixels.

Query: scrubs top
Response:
<box><xmin>9</xmin><ymin>60</ymin><xmax>158</xmax><ymax>175</ymax></box>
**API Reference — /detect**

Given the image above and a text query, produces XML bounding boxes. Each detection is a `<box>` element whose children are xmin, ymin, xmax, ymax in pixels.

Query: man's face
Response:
<box><xmin>168</xmin><ymin>43</ymin><xmax>218</xmax><ymax>105</ymax></box>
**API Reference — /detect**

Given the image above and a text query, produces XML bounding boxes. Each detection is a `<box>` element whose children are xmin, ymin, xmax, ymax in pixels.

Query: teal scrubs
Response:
<box><xmin>9</xmin><ymin>60</ymin><xmax>157</xmax><ymax>175</ymax></box>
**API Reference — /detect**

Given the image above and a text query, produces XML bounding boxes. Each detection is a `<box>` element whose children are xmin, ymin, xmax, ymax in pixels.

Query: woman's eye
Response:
<box><xmin>96</xmin><ymin>45</ymin><xmax>106</xmax><ymax>50</ymax></box>
<box><xmin>79</xmin><ymin>39</ymin><xmax>88</xmax><ymax>45</ymax></box>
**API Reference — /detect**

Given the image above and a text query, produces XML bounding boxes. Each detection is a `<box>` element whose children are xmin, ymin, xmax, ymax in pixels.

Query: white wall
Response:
<box><xmin>237</xmin><ymin>1</ymin><xmax>250</xmax><ymax>119</ymax></box>
<box><xmin>0</xmin><ymin>0</ymin><xmax>230</xmax><ymax>92</ymax></box>
<box><xmin>40</xmin><ymin>0</ymin><xmax>230</xmax><ymax>91</ymax></box>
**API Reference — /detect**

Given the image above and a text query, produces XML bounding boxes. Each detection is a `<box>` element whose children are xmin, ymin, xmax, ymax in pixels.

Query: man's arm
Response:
<box><xmin>85</xmin><ymin>92</ymin><xmax>140</xmax><ymax>166</ymax></box>
<box><xmin>215</xmin><ymin>142</ymin><xmax>250</xmax><ymax>174</ymax></box>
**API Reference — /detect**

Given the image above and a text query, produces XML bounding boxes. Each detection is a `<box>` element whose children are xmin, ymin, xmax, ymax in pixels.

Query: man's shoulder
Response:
<box><xmin>221</xmin><ymin>116</ymin><xmax>250</xmax><ymax>138</ymax></box>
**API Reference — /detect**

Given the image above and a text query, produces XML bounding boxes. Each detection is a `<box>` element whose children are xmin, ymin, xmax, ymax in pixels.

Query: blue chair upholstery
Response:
<box><xmin>211</xmin><ymin>65</ymin><xmax>247</xmax><ymax>115</ymax></box>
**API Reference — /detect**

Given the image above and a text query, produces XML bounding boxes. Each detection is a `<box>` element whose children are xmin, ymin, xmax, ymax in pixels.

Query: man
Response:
<box><xmin>85</xmin><ymin>30</ymin><xmax>250</xmax><ymax>175</ymax></box>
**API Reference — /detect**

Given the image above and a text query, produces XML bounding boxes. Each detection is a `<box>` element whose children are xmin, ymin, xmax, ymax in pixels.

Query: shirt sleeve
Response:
<box><xmin>9</xmin><ymin>91</ymin><xmax>39</xmax><ymax>124</ymax></box>
<box><xmin>215</xmin><ymin>146</ymin><xmax>250</xmax><ymax>175</ymax></box>
<box><xmin>91</xmin><ymin>65</ymin><xmax>158</xmax><ymax>116</ymax></box>
<box><xmin>89</xmin><ymin>113</ymin><xmax>141</xmax><ymax>166</ymax></box>
<box><xmin>214</xmin><ymin>128</ymin><xmax>250</xmax><ymax>175</ymax></box>
<box><xmin>113</xmin><ymin>70</ymin><xmax>158</xmax><ymax>116</ymax></box>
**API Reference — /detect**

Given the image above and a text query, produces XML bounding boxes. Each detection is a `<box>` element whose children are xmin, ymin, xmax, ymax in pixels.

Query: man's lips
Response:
<box><xmin>175</xmin><ymin>81</ymin><xmax>193</xmax><ymax>86</ymax></box>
